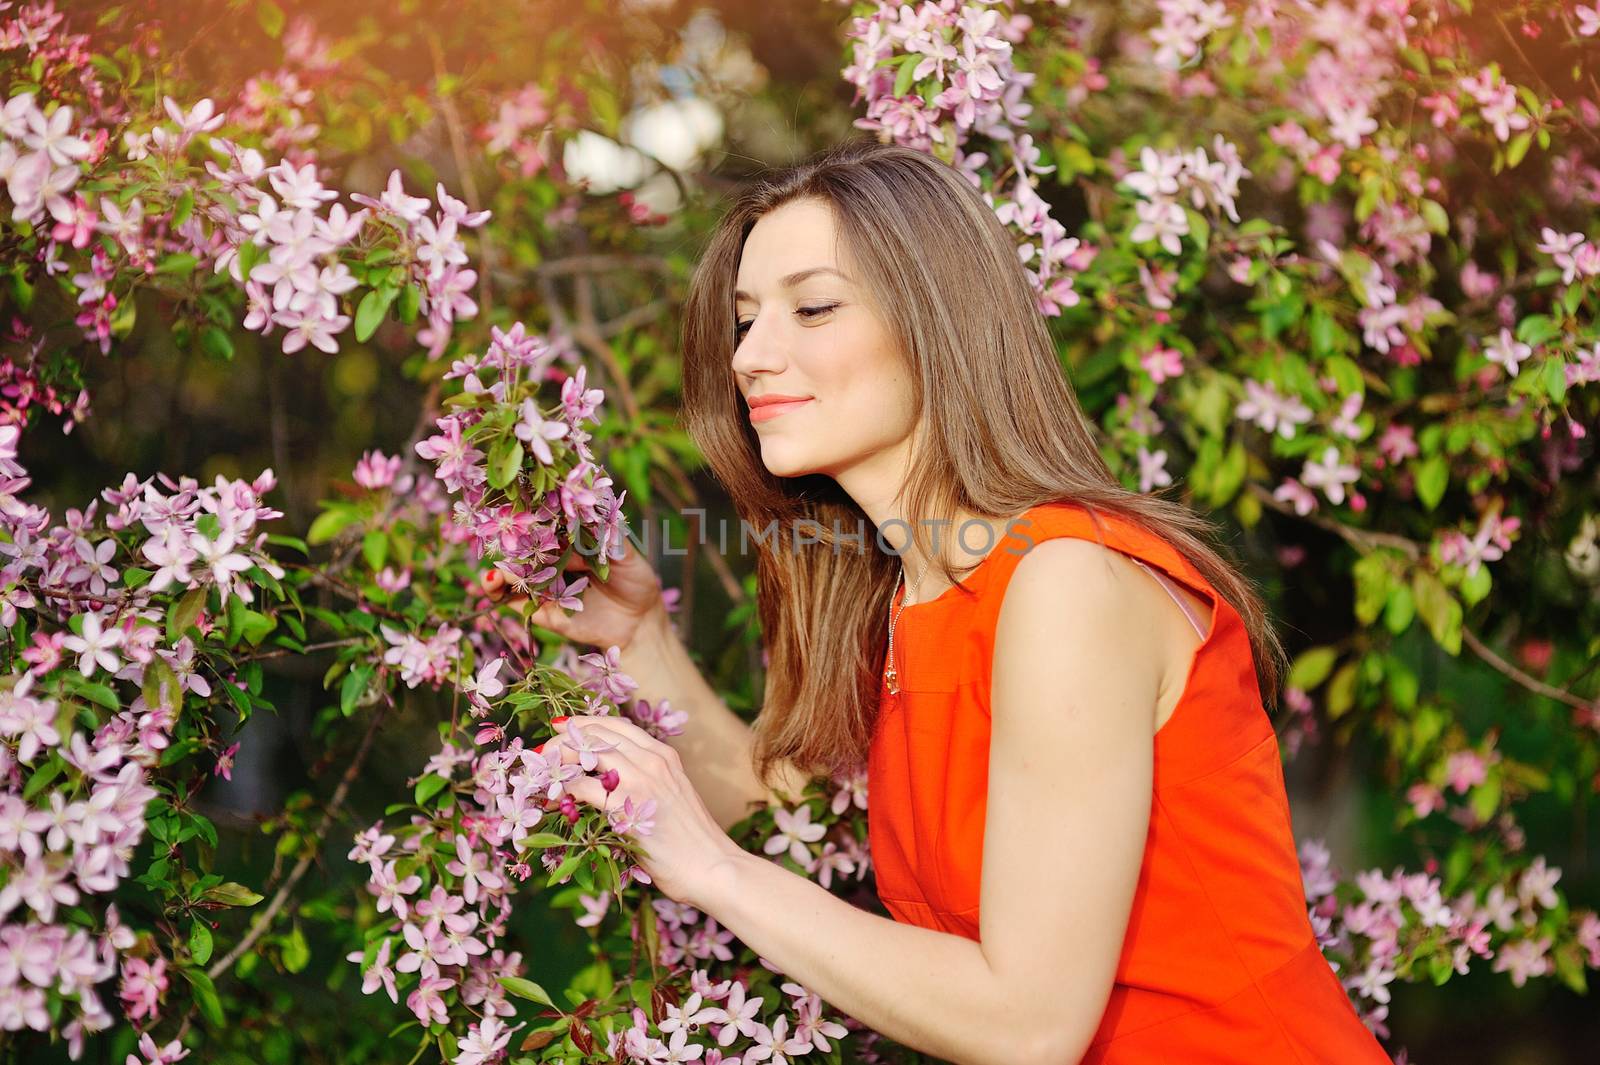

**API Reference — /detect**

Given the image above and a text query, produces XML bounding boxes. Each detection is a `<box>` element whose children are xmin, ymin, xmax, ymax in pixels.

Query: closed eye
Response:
<box><xmin>734</xmin><ymin>303</ymin><xmax>839</xmax><ymax>342</ymax></box>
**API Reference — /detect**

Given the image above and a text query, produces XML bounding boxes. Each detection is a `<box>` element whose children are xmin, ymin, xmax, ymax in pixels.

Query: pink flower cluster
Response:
<box><xmin>841</xmin><ymin>1</ymin><xmax>1089</xmax><ymax>316</ymax></box>
<box><xmin>1302</xmin><ymin>840</ymin><xmax>1600</xmax><ymax>1038</ymax></box>
<box><xmin>203</xmin><ymin>146</ymin><xmax>487</xmax><ymax>358</ymax></box>
<box><xmin>1437</xmin><ymin>507</ymin><xmax>1522</xmax><ymax>579</ymax></box>
<box><xmin>346</xmin><ymin>672</ymin><xmax>677</xmax><ymax>1045</ymax></box>
<box><xmin>605</xmin><ymin>965</ymin><xmax>852</xmax><ymax>1065</ymax></box>
<box><xmin>1149</xmin><ymin>0</ymin><xmax>1233</xmax><ymax>71</ymax></box>
<box><xmin>1353</xmin><ymin>259</ymin><xmax>1445</xmax><ymax>357</ymax></box>
<box><xmin>0</xmin><ymin>318</ymin><xmax>92</xmax><ymax>431</ymax></box>
<box><xmin>0</xmin><ymin>411</ymin><xmax>286</xmax><ymax>1054</ymax></box>
<box><xmin>0</xmin><ymin>88</ymin><xmax>93</xmax><ymax>228</ymax></box>
<box><xmin>1119</xmin><ymin>138</ymin><xmax>1249</xmax><ymax>255</ymax></box>
<box><xmin>480</xmin><ymin>83</ymin><xmax>553</xmax><ymax>179</ymax></box>
<box><xmin>419</xmin><ymin>322</ymin><xmax>630</xmax><ymax>597</ymax></box>
<box><xmin>1457</xmin><ymin>66</ymin><xmax>1535</xmax><ymax>145</ymax></box>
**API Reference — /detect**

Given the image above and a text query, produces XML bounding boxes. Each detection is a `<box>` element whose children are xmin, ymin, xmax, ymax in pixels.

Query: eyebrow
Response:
<box><xmin>733</xmin><ymin>267</ymin><xmax>852</xmax><ymax>302</ymax></box>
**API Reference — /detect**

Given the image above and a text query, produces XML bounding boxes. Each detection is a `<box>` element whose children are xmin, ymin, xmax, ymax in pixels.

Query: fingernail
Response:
<box><xmin>533</xmin><ymin>741</ymin><xmax>546</xmax><ymax>754</ymax></box>
<box><xmin>551</xmin><ymin>716</ymin><xmax>569</xmax><ymax>725</ymax></box>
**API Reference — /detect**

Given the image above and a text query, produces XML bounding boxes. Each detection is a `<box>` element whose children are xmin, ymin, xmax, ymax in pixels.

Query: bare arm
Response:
<box><xmin>691</xmin><ymin>539</ymin><xmax>1162</xmax><ymax>1065</ymax></box>
<box><xmin>616</xmin><ymin>606</ymin><xmax>812</xmax><ymax>832</ymax></box>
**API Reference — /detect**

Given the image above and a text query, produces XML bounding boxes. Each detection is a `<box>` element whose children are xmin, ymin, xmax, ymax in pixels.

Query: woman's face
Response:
<box><xmin>731</xmin><ymin>198</ymin><xmax>917</xmax><ymax>491</ymax></box>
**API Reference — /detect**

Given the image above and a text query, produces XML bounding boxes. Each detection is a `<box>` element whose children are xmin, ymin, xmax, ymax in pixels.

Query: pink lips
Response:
<box><xmin>747</xmin><ymin>394</ymin><xmax>814</xmax><ymax>423</ymax></box>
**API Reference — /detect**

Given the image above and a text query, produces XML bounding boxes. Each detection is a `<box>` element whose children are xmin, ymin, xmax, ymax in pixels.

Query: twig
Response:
<box><xmin>1461</xmin><ymin>626</ymin><xmax>1597</xmax><ymax>715</ymax></box>
<box><xmin>427</xmin><ymin>32</ymin><xmax>497</xmax><ymax>314</ymax></box>
<box><xmin>207</xmin><ymin>701</ymin><xmax>389</xmax><ymax>981</ymax></box>
<box><xmin>1250</xmin><ymin>484</ymin><xmax>1598</xmax><ymax>712</ymax></box>
<box><xmin>1247</xmin><ymin>482</ymin><xmax>1422</xmax><ymax>559</ymax></box>
<box><xmin>241</xmin><ymin>637</ymin><xmax>366</xmax><ymax>662</ymax></box>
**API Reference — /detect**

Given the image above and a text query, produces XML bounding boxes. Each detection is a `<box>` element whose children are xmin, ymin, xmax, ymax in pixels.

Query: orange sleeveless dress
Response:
<box><xmin>867</xmin><ymin>500</ymin><xmax>1390</xmax><ymax>1063</ymax></box>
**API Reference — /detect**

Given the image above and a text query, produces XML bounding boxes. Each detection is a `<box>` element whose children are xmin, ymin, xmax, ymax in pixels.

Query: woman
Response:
<box><xmin>505</xmin><ymin>139</ymin><xmax>1391</xmax><ymax>1064</ymax></box>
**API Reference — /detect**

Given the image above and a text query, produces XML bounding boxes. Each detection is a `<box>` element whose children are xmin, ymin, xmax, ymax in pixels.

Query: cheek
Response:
<box><xmin>813</xmin><ymin>324</ymin><xmax>915</xmax><ymax>420</ymax></box>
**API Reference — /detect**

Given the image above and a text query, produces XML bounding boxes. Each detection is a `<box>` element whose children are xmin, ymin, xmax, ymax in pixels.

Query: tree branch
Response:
<box><xmin>207</xmin><ymin>700</ymin><xmax>389</xmax><ymax>982</ymax></box>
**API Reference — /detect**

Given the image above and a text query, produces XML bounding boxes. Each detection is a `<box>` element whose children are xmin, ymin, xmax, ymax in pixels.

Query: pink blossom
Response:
<box><xmin>119</xmin><ymin>955</ymin><xmax>168</xmax><ymax>1023</ymax></box>
<box><xmin>353</xmin><ymin>449</ymin><xmax>402</xmax><ymax>490</ymax></box>
<box><xmin>213</xmin><ymin>742</ymin><xmax>239</xmax><ymax>781</ymax></box>
<box><xmin>1492</xmin><ymin>935</ymin><xmax>1552</xmax><ymax>987</ymax></box>
<box><xmin>347</xmin><ymin>937</ymin><xmax>399</xmax><ymax>1003</ymax></box>
<box><xmin>1444</xmin><ymin>751</ymin><xmax>1488</xmax><ymax>794</ymax></box>
<box><xmin>762</xmin><ymin>805</ymin><xmax>826</xmax><ymax>866</ymax></box>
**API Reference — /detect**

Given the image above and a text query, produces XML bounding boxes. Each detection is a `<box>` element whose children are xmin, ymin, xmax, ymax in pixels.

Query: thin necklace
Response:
<box><xmin>884</xmin><ymin>560</ymin><xmax>924</xmax><ymax>696</ymax></box>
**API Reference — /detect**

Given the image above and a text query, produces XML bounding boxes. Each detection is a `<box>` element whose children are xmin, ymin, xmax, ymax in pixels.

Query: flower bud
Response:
<box><xmin>600</xmin><ymin>768</ymin><xmax>620</xmax><ymax>793</ymax></box>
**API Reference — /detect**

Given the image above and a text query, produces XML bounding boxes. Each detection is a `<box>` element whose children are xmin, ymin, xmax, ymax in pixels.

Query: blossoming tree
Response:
<box><xmin>1</xmin><ymin>1</ymin><xmax>1598</xmax><ymax>1063</ymax></box>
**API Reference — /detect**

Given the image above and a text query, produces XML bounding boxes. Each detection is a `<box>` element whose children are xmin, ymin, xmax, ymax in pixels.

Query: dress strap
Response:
<box><xmin>1130</xmin><ymin>557</ymin><xmax>1208</xmax><ymax>640</ymax></box>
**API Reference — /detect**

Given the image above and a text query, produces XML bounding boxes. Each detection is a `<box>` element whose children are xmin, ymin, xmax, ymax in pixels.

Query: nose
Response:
<box><xmin>729</xmin><ymin>308</ymin><xmax>785</xmax><ymax>380</ymax></box>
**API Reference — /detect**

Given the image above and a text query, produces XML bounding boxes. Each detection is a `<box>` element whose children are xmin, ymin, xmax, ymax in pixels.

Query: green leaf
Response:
<box><xmin>265</xmin><ymin>533</ymin><xmax>310</xmax><ymax>556</ymax></box>
<box><xmin>167</xmin><ymin>586</ymin><xmax>208</xmax><ymax>643</ymax></box>
<box><xmin>1209</xmin><ymin>440</ymin><xmax>1246</xmax><ymax>506</ymax></box>
<box><xmin>189</xmin><ymin>920</ymin><xmax>214</xmax><ymax>965</ymax></box>
<box><xmin>893</xmin><ymin>53</ymin><xmax>919</xmax><ymax>98</ymax></box>
<box><xmin>1542</xmin><ymin>357</ymin><xmax>1567</xmax><ymax>404</ymax></box>
<box><xmin>142</xmin><ymin>655</ymin><xmax>181</xmax><ymax>713</ymax></box>
<box><xmin>237</xmin><ymin>240</ymin><xmax>264</xmax><ymax>281</ymax></box>
<box><xmin>1418</xmin><ymin>199</ymin><xmax>1448</xmax><ymax>236</ymax></box>
<box><xmin>1469</xmin><ymin>774</ymin><xmax>1501</xmax><ymax>823</ymax></box>
<box><xmin>257</xmin><ymin>0</ymin><xmax>286</xmax><ymax>37</ymax></box>
<box><xmin>518</xmin><ymin>832</ymin><xmax>568</xmax><ymax>849</ymax></box>
<box><xmin>202</xmin><ymin>881</ymin><xmax>265</xmax><ymax>906</ymax></box>
<box><xmin>1412</xmin><ymin>571</ymin><xmax>1462</xmax><ymax>655</ymax></box>
<box><xmin>362</xmin><ymin>530</ymin><xmax>389</xmax><ymax>572</ymax></box>
<box><xmin>1515</xmin><ymin>313</ymin><xmax>1558</xmax><ymax>347</ymax></box>
<box><xmin>1459</xmin><ymin>564</ymin><xmax>1492</xmax><ymax>606</ymax></box>
<box><xmin>307</xmin><ymin>504</ymin><xmax>363</xmax><ymax>545</ymax></box>
<box><xmin>414</xmin><ymin>774</ymin><xmax>449</xmax><ymax>805</ymax></box>
<box><xmin>1504</xmin><ymin>131</ymin><xmax>1532</xmax><ymax>169</ymax></box>
<box><xmin>200</xmin><ymin>325</ymin><xmax>235</xmax><ymax>361</ymax></box>
<box><xmin>340</xmin><ymin>664</ymin><xmax>373</xmax><ymax>716</ymax></box>
<box><xmin>1287</xmin><ymin>646</ymin><xmax>1339</xmax><ymax>692</ymax></box>
<box><xmin>1412</xmin><ymin>455</ymin><xmax>1448</xmax><ymax>511</ymax></box>
<box><xmin>23</xmin><ymin>757</ymin><xmax>64</xmax><ymax>801</ymax></box>
<box><xmin>71</xmin><ymin>679</ymin><xmax>120</xmax><ymax>711</ymax></box>
<box><xmin>182</xmin><ymin>966</ymin><xmax>226</xmax><ymax>1027</ymax></box>
<box><xmin>1383</xmin><ymin>582</ymin><xmax>1415</xmax><ymax>635</ymax></box>
<box><xmin>1351</xmin><ymin>554</ymin><xmax>1391</xmax><ymax>625</ymax></box>
<box><xmin>1325</xmin><ymin>661</ymin><xmax>1359</xmax><ymax>719</ymax></box>
<box><xmin>396</xmin><ymin>284</ymin><xmax>421</xmax><ymax>324</ymax></box>
<box><xmin>353</xmin><ymin>286</ymin><xmax>399</xmax><ymax>343</ymax></box>
<box><xmin>1554</xmin><ymin>943</ymin><xmax>1590</xmax><ymax>995</ymax></box>
<box><xmin>155</xmin><ymin>252</ymin><xmax>199</xmax><ymax>276</ymax></box>
<box><xmin>486</xmin><ymin>439</ymin><xmax>524</xmax><ymax>490</ymax></box>
<box><xmin>283</xmin><ymin>922</ymin><xmax>310</xmax><ymax>973</ymax></box>
<box><xmin>499</xmin><ymin>976</ymin><xmax>555</xmax><ymax>1008</ymax></box>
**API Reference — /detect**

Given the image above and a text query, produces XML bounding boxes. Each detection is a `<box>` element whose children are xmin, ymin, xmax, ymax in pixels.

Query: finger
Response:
<box><xmin>481</xmin><ymin>567</ymin><xmax>506</xmax><ymax>601</ymax></box>
<box><xmin>525</xmin><ymin>599</ymin><xmax>566</xmax><ymax>630</ymax></box>
<box><xmin>552</xmin><ymin>715</ymin><xmax>641</xmax><ymax>756</ymax></box>
<box><xmin>555</xmin><ymin>714</ymin><xmax>668</xmax><ymax>759</ymax></box>
<box><xmin>563</xmin><ymin>771</ymin><xmax>610</xmax><ymax>809</ymax></box>
<box><xmin>552</xmin><ymin>719</ymin><xmax>643</xmax><ymax>762</ymax></box>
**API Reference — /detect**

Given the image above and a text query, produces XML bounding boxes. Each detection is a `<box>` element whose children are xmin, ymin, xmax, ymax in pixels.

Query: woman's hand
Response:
<box><xmin>480</xmin><ymin>535</ymin><xmax>664</xmax><ymax>651</ymax></box>
<box><xmin>547</xmin><ymin>714</ymin><xmax>745</xmax><ymax>909</ymax></box>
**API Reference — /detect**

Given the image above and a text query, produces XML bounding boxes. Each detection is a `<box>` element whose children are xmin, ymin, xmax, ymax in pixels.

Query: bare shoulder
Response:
<box><xmin>1002</xmin><ymin>537</ymin><xmax>1172</xmax><ymax>633</ymax></box>
<box><xmin>993</xmin><ymin>537</ymin><xmax>1172</xmax><ymax>716</ymax></box>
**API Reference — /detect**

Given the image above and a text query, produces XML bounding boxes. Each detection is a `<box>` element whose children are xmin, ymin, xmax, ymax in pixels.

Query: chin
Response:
<box><xmin>759</xmin><ymin>445</ymin><xmax>829</xmax><ymax>480</ymax></box>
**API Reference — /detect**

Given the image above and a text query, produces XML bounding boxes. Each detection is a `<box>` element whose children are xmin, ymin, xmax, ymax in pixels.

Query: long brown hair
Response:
<box><xmin>681</xmin><ymin>138</ymin><xmax>1287</xmax><ymax>788</ymax></box>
